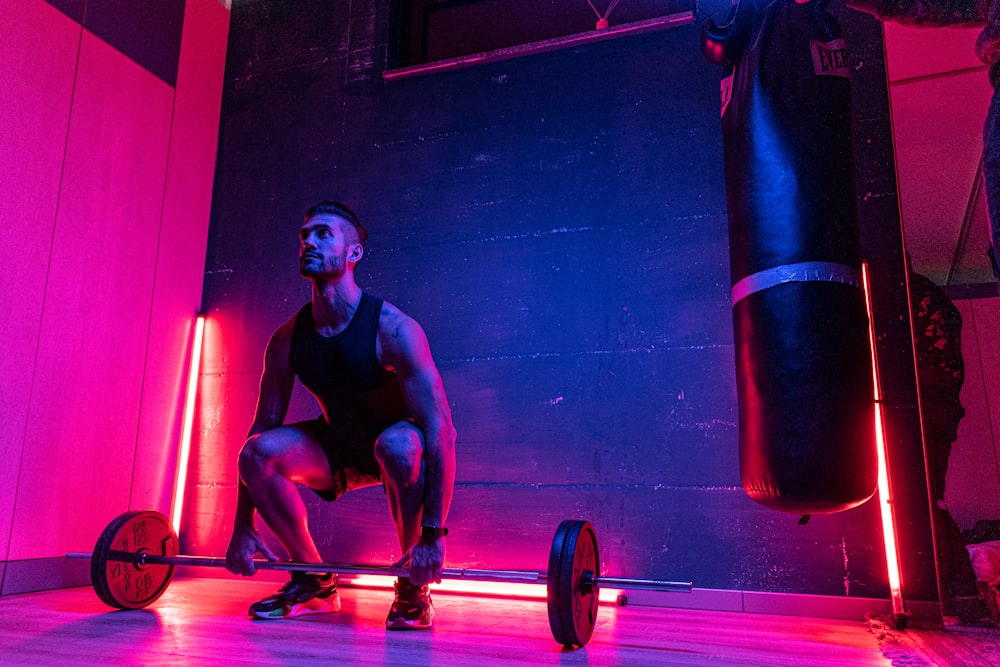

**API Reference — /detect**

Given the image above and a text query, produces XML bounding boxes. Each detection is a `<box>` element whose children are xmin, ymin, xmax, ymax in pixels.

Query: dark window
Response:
<box><xmin>391</xmin><ymin>0</ymin><xmax>695</xmax><ymax>69</ymax></box>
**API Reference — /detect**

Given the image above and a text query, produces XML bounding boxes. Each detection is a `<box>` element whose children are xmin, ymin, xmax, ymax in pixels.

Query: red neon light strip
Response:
<box><xmin>861</xmin><ymin>262</ymin><xmax>905</xmax><ymax>615</ymax></box>
<box><xmin>170</xmin><ymin>313</ymin><xmax>205</xmax><ymax>535</ymax></box>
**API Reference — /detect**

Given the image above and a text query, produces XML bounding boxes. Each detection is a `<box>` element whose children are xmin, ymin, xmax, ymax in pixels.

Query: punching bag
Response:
<box><xmin>701</xmin><ymin>0</ymin><xmax>877</xmax><ymax>514</ymax></box>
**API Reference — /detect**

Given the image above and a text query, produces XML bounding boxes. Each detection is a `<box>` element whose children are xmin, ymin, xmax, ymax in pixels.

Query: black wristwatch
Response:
<box><xmin>420</xmin><ymin>526</ymin><xmax>448</xmax><ymax>543</ymax></box>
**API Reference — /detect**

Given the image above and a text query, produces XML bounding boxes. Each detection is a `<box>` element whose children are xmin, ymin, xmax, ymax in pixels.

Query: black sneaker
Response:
<box><xmin>248</xmin><ymin>572</ymin><xmax>340</xmax><ymax>620</ymax></box>
<box><xmin>385</xmin><ymin>577</ymin><xmax>434</xmax><ymax>629</ymax></box>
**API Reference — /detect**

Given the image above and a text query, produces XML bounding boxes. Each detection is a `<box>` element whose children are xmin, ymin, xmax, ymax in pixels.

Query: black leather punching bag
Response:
<box><xmin>701</xmin><ymin>0</ymin><xmax>877</xmax><ymax>514</ymax></box>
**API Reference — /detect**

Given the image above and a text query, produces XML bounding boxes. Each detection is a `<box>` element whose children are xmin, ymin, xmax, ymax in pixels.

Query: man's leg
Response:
<box><xmin>374</xmin><ymin>421</ymin><xmax>427</xmax><ymax>556</ymax></box>
<box><xmin>238</xmin><ymin>424</ymin><xmax>342</xmax><ymax>620</ymax></box>
<box><xmin>238</xmin><ymin>424</ymin><xmax>337</xmax><ymax>563</ymax></box>
<box><xmin>374</xmin><ymin>421</ymin><xmax>434</xmax><ymax>629</ymax></box>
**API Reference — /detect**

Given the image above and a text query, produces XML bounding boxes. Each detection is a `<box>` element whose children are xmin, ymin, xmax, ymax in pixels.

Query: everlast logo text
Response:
<box><xmin>810</xmin><ymin>38</ymin><xmax>851</xmax><ymax>79</ymax></box>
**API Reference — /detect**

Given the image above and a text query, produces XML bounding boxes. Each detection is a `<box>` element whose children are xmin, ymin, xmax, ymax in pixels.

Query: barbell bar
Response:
<box><xmin>67</xmin><ymin>510</ymin><xmax>692</xmax><ymax>647</ymax></box>
<box><xmin>66</xmin><ymin>551</ymin><xmax>552</xmax><ymax>584</ymax></box>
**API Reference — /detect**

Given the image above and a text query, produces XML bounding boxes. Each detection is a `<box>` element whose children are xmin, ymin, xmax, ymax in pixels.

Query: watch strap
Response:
<box><xmin>420</xmin><ymin>526</ymin><xmax>448</xmax><ymax>543</ymax></box>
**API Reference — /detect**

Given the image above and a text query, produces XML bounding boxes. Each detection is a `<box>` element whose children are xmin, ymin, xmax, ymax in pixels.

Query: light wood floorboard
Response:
<box><xmin>0</xmin><ymin>578</ymin><xmax>997</xmax><ymax>666</ymax></box>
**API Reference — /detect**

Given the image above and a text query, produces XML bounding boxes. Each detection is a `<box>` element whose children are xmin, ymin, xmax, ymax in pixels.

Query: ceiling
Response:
<box><xmin>883</xmin><ymin>22</ymin><xmax>993</xmax><ymax>287</ymax></box>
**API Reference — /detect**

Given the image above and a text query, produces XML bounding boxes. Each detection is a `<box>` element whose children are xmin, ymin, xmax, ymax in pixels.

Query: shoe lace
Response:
<box><xmin>275</xmin><ymin>578</ymin><xmax>304</xmax><ymax>597</ymax></box>
<box><xmin>394</xmin><ymin>580</ymin><xmax>428</xmax><ymax>604</ymax></box>
<box><xmin>275</xmin><ymin>572</ymin><xmax>329</xmax><ymax>598</ymax></box>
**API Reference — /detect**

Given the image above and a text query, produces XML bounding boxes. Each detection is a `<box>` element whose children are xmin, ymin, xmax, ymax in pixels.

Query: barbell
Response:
<box><xmin>67</xmin><ymin>510</ymin><xmax>692</xmax><ymax>647</ymax></box>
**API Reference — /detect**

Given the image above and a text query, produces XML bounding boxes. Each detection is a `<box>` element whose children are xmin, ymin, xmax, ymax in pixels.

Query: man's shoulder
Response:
<box><xmin>374</xmin><ymin>298</ymin><xmax>429</xmax><ymax>353</ymax></box>
<box><xmin>373</xmin><ymin>297</ymin><xmax>412</xmax><ymax>325</ymax></box>
<box><xmin>271</xmin><ymin>305</ymin><xmax>309</xmax><ymax>344</ymax></box>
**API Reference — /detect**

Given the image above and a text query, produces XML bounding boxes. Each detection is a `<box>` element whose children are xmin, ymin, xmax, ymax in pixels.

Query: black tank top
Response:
<box><xmin>289</xmin><ymin>293</ymin><xmax>410</xmax><ymax>439</ymax></box>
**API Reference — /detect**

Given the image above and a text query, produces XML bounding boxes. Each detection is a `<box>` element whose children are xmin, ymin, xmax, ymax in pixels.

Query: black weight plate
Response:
<box><xmin>547</xmin><ymin>519</ymin><xmax>600</xmax><ymax>646</ymax></box>
<box><xmin>91</xmin><ymin>510</ymin><xmax>178</xmax><ymax>609</ymax></box>
<box><xmin>546</xmin><ymin>520</ymin><xmax>572</xmax><ymax>644</ymax></box>
<box><xmin>562</xmin><ymin>521</ymin><xmax>600</xmax><ymax>646</ymax></box>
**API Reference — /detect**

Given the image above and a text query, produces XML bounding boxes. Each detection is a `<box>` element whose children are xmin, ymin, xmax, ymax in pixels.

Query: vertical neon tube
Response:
<box><xmin>861</xmin><ymin>262</ymin><xmax>904</xmax><ymax>617</ymax></box>
<box><xmin>171</xmin><ymin>313</ymin><xmax>206</xmax><ymax>536</ymax></box>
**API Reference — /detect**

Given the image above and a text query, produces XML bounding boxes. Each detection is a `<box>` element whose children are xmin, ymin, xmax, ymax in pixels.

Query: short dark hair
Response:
<box><xmin>304</xmin><ymin>200</ymin><xmax>368</xmax><ymax>247</ymax></box>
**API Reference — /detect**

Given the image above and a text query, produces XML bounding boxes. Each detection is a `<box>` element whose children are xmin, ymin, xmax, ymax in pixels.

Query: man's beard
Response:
<box><xmin>299</xmin><ymin>253</ymin><xmax>345</xmax><ymax>279</ymax></box>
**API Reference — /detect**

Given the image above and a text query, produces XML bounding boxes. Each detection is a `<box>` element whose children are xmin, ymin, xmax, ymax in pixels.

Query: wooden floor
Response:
<box><xmin>1</xmin><ymin>578</ymin><xmax>997</xmax><ymax>666</ymax></box>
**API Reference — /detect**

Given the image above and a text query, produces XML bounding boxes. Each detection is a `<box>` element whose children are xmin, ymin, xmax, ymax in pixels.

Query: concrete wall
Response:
<box><xmin>190</xmin><ymin>0</ymin><xmax>932</xmax><ymax>607</ymax></box>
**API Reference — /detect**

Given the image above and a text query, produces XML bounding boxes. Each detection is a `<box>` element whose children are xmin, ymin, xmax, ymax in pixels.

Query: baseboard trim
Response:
<box><xmin>2</xmin><ymin>557</ymin><xmax>91</xmax><ymax>596</ymax></box>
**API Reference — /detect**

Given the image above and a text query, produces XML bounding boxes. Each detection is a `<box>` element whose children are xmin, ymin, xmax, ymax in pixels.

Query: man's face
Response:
<box><xmin>298</xmin><ymin>213</ymin><xmax>359</xmax><ymax>279</ymax></box>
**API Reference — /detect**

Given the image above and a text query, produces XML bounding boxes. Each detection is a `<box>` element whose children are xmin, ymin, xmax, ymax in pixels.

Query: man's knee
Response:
<box><xmin>374</xmin><ymin>426</ymin><xmax>424</xmax><ymax>483</ymax></box>
<box><xmin>238</xmin><ymin>432</ymin><xmax>280</xmax><ymax>481</ymax></box>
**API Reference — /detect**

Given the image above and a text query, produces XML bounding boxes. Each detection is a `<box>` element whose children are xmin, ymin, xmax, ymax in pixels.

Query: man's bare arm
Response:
<box><xmin>379</xmin><ymin>304</ymin><xmax>457</xmax><ymax>579</ymax></box>
<box><xmin>226</xmin><ymin>320</ymin><xmax>296</xmax><ymax>574</ymax></box>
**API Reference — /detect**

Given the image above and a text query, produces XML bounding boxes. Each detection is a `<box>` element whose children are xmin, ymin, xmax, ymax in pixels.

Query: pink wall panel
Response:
<box><xmin>889</xmin><ymin>72</ymin><xmax>991</xmax><ymax>276</ymax></box>
<box><xmin>949</xmin><ymin>298</ymin><xmax>1000</xmax><ymax>529</ymax></box>
<box><xmin>883</xmin><ymin>23</ymin><xmax>984</xmax><ymax>83</ymax></box>
<box><xmin>0</xmin><ymin>1</ymin><xmax>81</xmax><ymax>560</ymax></box>
<box><xmin>131</xmin><ymin>0</ymin><xmax>231</xmax><ymax>519</ymax></box>
<box><xmin>9</xmin><ymin>32</ymin><xmax>174</xmax><ymax>560</ymax></box>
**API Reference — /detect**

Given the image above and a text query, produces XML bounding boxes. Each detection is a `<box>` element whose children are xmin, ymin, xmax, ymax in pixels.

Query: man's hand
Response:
<box><xmin>408</xmin><ymin>537</ymin><xmax>446</xmax><ymax>587</ymax></box>
<box><xmin>226</xmin><ymin>525</ymin><xmax>279</xmax><ymax>576</ymax></box>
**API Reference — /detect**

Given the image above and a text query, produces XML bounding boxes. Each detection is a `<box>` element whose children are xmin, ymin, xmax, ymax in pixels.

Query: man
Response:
<box><xmin>845</xmin><ymin>0</ymin><xmax>1000</xmax><ymax>281</ymax></box>
<box><xmin>224</xmin><ymin>201</ymin><xmax>457</xmax><ymax>630</ymax></box>
<box><xmin>908</xmin><ymin>262</ymin><xmax>993</xmax><ymax>626</ymax></box>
